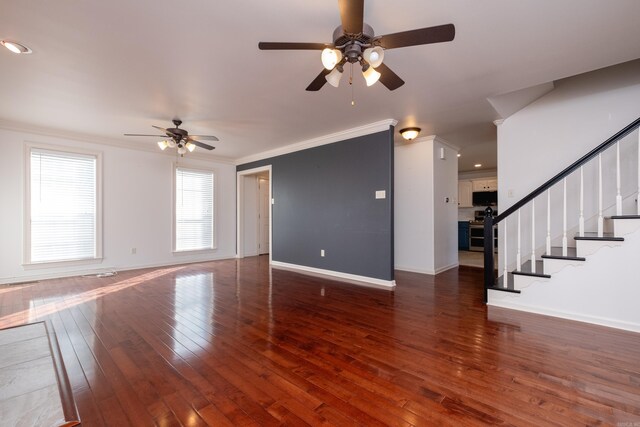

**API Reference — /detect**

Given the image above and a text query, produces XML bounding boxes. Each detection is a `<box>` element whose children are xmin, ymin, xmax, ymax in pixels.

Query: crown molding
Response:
<box><xmin>235</xmin><ymin>119</ymin><xmax>398</xmax><ymax>166</ymax></box>
<box><xmin>0</xmin><ymin>119</ymin><xmax>236</xmax><ymax>165</ymax></box>
<box><xmin>395</xmin><ymin>134</ymin><xmax>460</xmax><ymax>152</ymax></box>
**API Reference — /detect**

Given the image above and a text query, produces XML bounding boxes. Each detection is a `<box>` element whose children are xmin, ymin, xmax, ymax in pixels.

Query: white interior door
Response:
<box><xmin>258</xmin><ymin>177</ymin><xmax>270</xmax><ymax>254</ymax></box>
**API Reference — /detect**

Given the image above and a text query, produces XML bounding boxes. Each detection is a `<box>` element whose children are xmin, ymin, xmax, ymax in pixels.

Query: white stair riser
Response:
<box><xmin>543</xmin><ymin>258</ymin><xmax>584</xmax><ymax>275</ymax></box>
<box><xmin>575</xmin><ymin>239</ymin><xmax>623</xmax><ymax>257</ymax></box>
<box><xmin>612</xmin><ymin>218</ymin><xmax>640</xmax><ymax>236</ymax></box>
<box><xmin>513</xmin><ymin>274</ymin><xmax>549</xmax><ymax>290</ymax></box>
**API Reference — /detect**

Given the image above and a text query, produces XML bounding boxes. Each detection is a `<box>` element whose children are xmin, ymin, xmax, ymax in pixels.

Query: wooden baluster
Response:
<box><xmin>616</xmin><ymin>141</ymin><xmax>622</xmax><ymax>216</ymax></box>
<box><xmin>546</xmin><ymin>189</ymin><xmax>551</xmax><ymax>255</ymax></box>
<box><xmin>579</xmin><ymin>166</ymin><xmax>584</xmax><ymax>237</ymax></box>
<box><xmin>516</xmin><ymin>210</ymin><xmax>521</xmax><ymax>271</ymax></box>
<box><xmin>598</xmin><ymin>153</ymin><xmax>604</xmax><ymax>237</ymax></box>
<box><xmin>531</xmin><ymin>199</ymin><xmax>536</xmax><ymax>273</ymax></box>
<box><xmin>562</xmin><ymin>178</ymin><xmax>567</xmax><ymax>257</ymax></box>
<box><xmin>503</xmin><ymin>219</ymin><xmax>508</xmax><ymax>284</ymax></box>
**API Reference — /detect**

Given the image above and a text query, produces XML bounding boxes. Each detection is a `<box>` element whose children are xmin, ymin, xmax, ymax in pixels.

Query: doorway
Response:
<box><xmin>237</xmin><ymin>166</ymin><xmax>272</xmax><ymax>261</ymax></box>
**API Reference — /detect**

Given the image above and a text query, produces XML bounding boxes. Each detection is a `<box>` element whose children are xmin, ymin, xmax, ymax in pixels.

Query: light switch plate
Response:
<box><xmin>375</xmin><ymin>190</ymin><xmax>386</xmax><ymax>199</ymax></box>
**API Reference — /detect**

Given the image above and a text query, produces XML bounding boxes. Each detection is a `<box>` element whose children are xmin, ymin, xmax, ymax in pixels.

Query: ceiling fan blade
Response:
<box><xmin>188</xmin><ymin>135</ymin><xmax>219</xmax><ymax>142</ymax></box>
<box><xmin>258</xmin><ymin>42</ymin><xmax>330</xmax><ymax>50</ymax></box>
<box><xmin>378</xmin><ymin>23</ymin><xmax>455</xmax><ymax>50</ymax></box>
<box><xmin>306</xmin><ymin>69</ymin><xmax>332</xmax><ymax>91</ymax></box>
<box><xmin>338</xmin><ymin>0</ymin><xmax>364</xmax><ymax>34</ymax></box>
<box><xmin>188</xmin><ymin>140</ymin><xmax>215</xmax><ymax>150</ymax></box>
<box><xmin>152</xmin><ymin>125</ymin><xmax>179</xmax><ymax>137</ymax></box>
<box><xmin>124</xmin><ymin>134</ymin><xmax>167</xmax><ymax>137</ymax></box>
<box><xmin>376</xmin><ymin>63</ymin><xmax>405</xmax><ymax>91</ymax></box>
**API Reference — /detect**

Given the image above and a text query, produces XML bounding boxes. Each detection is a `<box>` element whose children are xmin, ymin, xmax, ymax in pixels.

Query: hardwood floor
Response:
<box><xmin>1</xmin><ymin>257</ymin><xmax>639</xmax><ymax>426</ymax></box>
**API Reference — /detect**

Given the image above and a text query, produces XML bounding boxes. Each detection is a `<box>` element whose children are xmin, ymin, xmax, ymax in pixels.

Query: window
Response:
<box><xmin>174</xmin><ymin>167</ymin><xmax>214</xmax><ymax>252</ymax></box>
<box><xmin>26</xmin><ymin>146</ymin><xmax>101</xmax><ymax>264</ymax></box>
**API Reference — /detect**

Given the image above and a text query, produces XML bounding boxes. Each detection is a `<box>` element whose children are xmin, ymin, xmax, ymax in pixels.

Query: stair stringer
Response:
<box><xmin>488</xmin><ymin>227</ymin><xmax>640</xmax><ymax>333</ymax></box>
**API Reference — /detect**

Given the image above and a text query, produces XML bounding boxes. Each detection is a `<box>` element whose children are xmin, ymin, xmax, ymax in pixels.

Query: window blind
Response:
<box><xmin>175</xmin><ymin>168</ymin><xmax>214</xmax><ymax>251</ymax></box>
<box><xmin>30</xmin><ymin>149</ymin><xmax>97</xmax><ymax>263</ymax></box>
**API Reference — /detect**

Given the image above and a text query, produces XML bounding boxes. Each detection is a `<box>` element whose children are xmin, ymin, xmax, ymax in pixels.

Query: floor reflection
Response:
<box><xmin>172</xmin><ymin>272</ymin><xmax>215</xmax><ymax>356</ymax></box>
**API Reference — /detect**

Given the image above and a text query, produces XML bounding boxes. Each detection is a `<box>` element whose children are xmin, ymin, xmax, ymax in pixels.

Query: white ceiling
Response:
<box><xmin>2</xmin><ymin>0</ymin><xmax>640</xmax><ymax>171</ymax></box>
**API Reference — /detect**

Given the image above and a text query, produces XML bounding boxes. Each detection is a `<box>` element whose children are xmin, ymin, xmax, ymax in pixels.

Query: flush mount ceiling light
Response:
<box><xmin>400</xmin><ymin>127</ymin><xmax>421</xmax><ymax>141</ymax></box>
<box><xmin>474</xmin><ymin>163</ymin><xmax>482</xmax><ymax>168</ymax></box>
<box><xmin>1</xmin><ymin>40</ymin><xmax>32</xmax><ymax>54</ymax></box>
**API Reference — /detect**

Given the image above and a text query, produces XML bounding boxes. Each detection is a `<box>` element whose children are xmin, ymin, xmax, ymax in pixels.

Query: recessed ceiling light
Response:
<box><xmin>474</xmin><ymin>163</ymin><xmax>482</xmax><ymax>168</ymax></box>
<box><xmin>1</xmin><ymin>40</ymin><xmax>32</xmax><ymax>54</ymax></box>
<box><xmin>457</xmin><ymin>153</ymin><xmax>461</xmax><ymax>157</ymax></box>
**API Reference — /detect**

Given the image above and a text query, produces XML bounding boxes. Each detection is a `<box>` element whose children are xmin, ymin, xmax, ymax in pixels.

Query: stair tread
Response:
<box><xmin>489</xmin><ymin>274</ymin><xmax>521</xmax><ymax>294</ymax></box>
<box><xmin>542</xmin><ymin>247</ymin><xmax>586</xmax><ymax>261</ymax></box>
<box><xmin>574</xmin><ymin>232</ymin><xmax>623</xmax><ymax>241</ymax></box>
<box><xmin>609</xmin><ymin>215</ymin><xmax>640</xmax><ymax>219</ymax></box>
<box><xmin>512</xmin><ymin>260</ymin><xmax>551</xmax><ymax>278</ymax></box>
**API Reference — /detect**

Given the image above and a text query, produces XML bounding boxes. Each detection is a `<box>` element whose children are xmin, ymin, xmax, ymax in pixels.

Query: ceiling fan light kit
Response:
<box><xmin>326</xmin><ymin>67</ymin><xmax>343</xmax><ymax>87</ymax></box>
<box><xmin>258</xmin><ymin>0</ymin><xmax>455</xmax><ymax>92</ymax></box>
<box><xmin>362</xmin><ymin>64</ymin><xmax>381</xmax><ymax>86</ymax></box>
<box><xmin>321</xmin><ymin>48</ymin><xmax>343</xmax><ymax>70</ymax></box>
<box><xmin>400</xmin><ymin>127</ymin><xmax>421</xmax><ymax>140</ymax></box>
<box><xmin>363</xmin><ymin>46</ymin><xmax>384</xmax><ymax>68</ymax></box>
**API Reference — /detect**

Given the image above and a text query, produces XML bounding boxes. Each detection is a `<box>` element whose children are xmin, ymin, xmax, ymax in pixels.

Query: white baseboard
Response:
<box><xmin>487</xmin><ymin>297</ymin><xmax>640</xmax><ymax>333</ymax></box>
<box><xmin>0</xmin><ymin>254</ymin><xmax>236</xmax><ymax>286</ymax></box>
<box><xmin>395</xmin><ymin>262</ymin><xmax>458</xmax><ymax>275</ymax></box>
<box><xmin>270</xmin><ymin>260</ymin><xmax>396</xmax><ymax>290</ymax></box>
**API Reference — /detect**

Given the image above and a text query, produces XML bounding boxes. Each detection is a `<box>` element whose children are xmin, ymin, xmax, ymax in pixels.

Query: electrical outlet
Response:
<box><xmin>320</xmin><ymin>249</ymin><xmax>325</xmax><ymax>257</ymax></box>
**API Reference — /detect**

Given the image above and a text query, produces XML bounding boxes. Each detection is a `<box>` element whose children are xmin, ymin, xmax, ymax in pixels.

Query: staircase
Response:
<box><xmin>484</xmin><ymin>118</ymin><xmax>640</xmax><ymax>332</ymax></box>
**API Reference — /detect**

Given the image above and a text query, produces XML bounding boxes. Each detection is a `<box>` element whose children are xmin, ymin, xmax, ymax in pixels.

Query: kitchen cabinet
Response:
<box><xmin>458</xmin><ymin>180</ymin><xmax>473</xmax><ymax>208</ymax></box>
<box><xmin>472</xmin><ymin>178</ymin><xmax>498</xmax><ymax>192</ymax></box>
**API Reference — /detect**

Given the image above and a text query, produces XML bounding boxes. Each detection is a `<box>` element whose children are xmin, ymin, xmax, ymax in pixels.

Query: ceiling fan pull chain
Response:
<box><xmin>350</xmin><ymin>63</ymin><xmax>355</xmax><ymax>106</ymax></box>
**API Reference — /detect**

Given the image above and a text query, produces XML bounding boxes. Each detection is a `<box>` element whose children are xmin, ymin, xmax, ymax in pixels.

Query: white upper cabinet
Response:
<box><xmin>472</xmin><ymin>178</ymin><xmax>497</xmax><ymax>192</ymax></box>
<box><xmin>458</xmin><ymin>180</ymin><xmax>473</xmax><ymax>208</ymax></box>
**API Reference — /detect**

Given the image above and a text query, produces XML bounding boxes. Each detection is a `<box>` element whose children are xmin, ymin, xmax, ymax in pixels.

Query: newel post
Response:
<box><xmin>483</xmin><ymin>206</ymin><xmax>495</xmax><ymax>303</ymax></box>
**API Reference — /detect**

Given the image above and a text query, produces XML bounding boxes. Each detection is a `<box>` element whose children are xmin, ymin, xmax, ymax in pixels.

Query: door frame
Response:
<box><xmin>237</xmin><ymin>165</ymin><xmax>272</xmax><ymax>263</ymax></box>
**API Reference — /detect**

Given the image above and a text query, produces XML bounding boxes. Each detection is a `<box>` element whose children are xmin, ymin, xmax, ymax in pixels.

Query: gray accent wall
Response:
<box><xmin>237</xmin><ymin>128</ymin><xmax>394</xmax><ymax>281</ymax></box>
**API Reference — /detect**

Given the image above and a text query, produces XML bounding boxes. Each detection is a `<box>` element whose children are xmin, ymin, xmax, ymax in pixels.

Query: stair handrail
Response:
<box><xmin>483</xmin><ymin>116</ymin><xmax>640</xmax><ymax>301</ymax></box>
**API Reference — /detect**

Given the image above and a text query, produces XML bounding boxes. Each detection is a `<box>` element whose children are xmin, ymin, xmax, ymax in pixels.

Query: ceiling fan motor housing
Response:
<box><xmin>333</xmin><ymin>24</ymin><xmax>375</xmax><ymax>63</ymax></box>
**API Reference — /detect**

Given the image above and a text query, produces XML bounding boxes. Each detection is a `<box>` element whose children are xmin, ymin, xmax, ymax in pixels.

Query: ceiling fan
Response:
<box><xmin>124</xmin><ymin>119</ymin><xmax>219</xmax><ymax>155</ymax></box>
<box><xmin>258</xmin><ymin>0</ymin><xmax>455</xmax><ymax>91</ymax></box>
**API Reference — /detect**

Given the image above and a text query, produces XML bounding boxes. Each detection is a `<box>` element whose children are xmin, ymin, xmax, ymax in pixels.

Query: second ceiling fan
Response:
<box><xmin>258</xmin><ymin>0</ymin><xmax>455</xmax><ymax>91</ymax></box>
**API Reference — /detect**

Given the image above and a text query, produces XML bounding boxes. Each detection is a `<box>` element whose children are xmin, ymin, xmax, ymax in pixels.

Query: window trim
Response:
<box><xmin>23</xmin><ymin>142</ymin><xmax>103</xmax><ymax>267</ymax></box>
<box><xmin>172</xmin><ymin>163</ymin><xmax>217</xmax><ymax>254</ymax></box>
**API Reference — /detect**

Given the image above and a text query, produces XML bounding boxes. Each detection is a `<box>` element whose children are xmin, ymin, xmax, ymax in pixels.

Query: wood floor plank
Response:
<box><xmin>1</xmin><ymin>259</ymin><xmax>639</xmax><ymax>426</ymax></box>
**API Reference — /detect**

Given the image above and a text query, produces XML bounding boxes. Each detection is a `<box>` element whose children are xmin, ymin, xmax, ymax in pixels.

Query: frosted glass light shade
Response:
<box><xmin>321</xmin><ymin>48</ymin><xmax>342</xmax><ymax>70</ymax></box>
<box><xmin>167</xmin><ymin>139</ymin><xmax>176</xmax><ymax>148</ymax></box>
<box><xmin>363</xmin><ymin>47</ymin><xmax>384</xmax><ymax>68</ymax></box>
<box><xmin>400</xmin><ymin>127</ymin><xmax>421</xmax><ymax>141</ymax></box>
<box><xmin>362</xmin><ymin>66</ymin><xmax>381</xmax><ymax>86</ymax></box>
<box><xmin>325</xmin><ymin>67</ymin><xmax>343</xmax><ymax>87</ymax></box>
<box><xmin>157</xmin><ymin>140</ymin><xmax>169</xmax><ymax>150</ymax></box>
<box><xmin>186</xmin><ymin>142</ymin><xmax>196</xmax><ymax>152</ymax></box>
<box><xmin>177</xmin><ymin>146</ymin><xmax>187</xmax><ymax>155</ymax></box>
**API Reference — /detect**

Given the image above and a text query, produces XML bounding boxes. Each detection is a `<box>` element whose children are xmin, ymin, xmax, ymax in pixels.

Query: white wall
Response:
<box><xmin>0</xmin><ymin>127</ymin><xmax>237</xmax><ymax>284</ymax></box>
<box><xmin>498</xmin><ymin>59</ymin><xmax>640</xmax><ymax>272</ymax></box>
<box><xmin>395</xmin><ymin>136</ymin><xmax>458</xmax><ymax>275</ymax></box>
